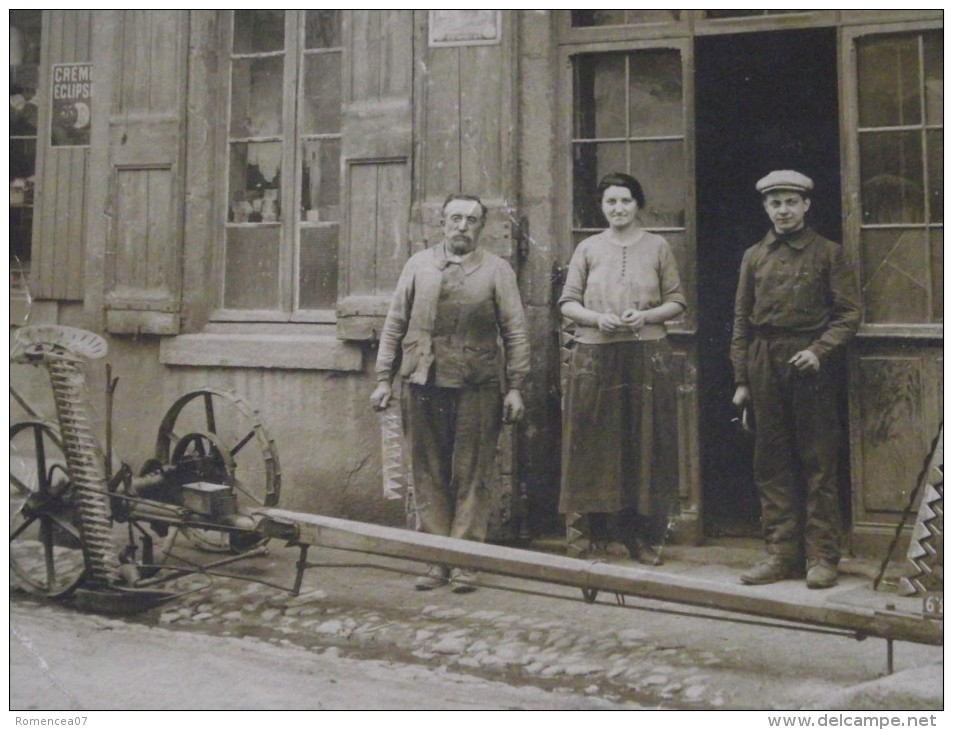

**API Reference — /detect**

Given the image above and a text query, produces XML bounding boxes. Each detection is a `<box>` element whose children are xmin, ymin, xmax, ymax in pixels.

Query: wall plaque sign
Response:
<box><xmin>428</xmin><ymin>10</ymin><xmax>501</xmax><ymax>47</ymax></box>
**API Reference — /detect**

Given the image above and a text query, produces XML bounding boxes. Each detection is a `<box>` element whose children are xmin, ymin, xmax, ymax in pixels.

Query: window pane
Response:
<box><xmin>628</xmin><ymin>50</ymin><xmax>682</xmax><ymax>137</ymax></box>
<box><xmin>298</xmin><ymin>225</ymin><xmax>339</xmax><ymax>309</ymax></box>
<box><xmin>858</xmin><ymin>35</ymin><xmax>920</xmax><ymax>128</ymax></box>
<box><xmin>659</xmin><ymin>230</ymin><xmax>691</xmax><ymax>325</ymax></box>
<box><xmin>859</xmin><ymin>132</ymin><xmax>924</xmax><ymax>224</ymax></box>
<box><xmin>300</xmin><ymin>52</ymin><xmax>342</xmax><ymax>135</ymax></box>
<box><xmin>229</xmin><ymin>142</ymin><xmax>282</xmax><ymax>222</ymax></box>
<box><xmin>10</xmin><ymin>9</ymin><xmax>40</xmax><ymax>267</ymax></box>
<box><xmin>10</xmin><ymin>138</ymin><xmax>36</xmax><ymax>193</ymax></box>
<box><xmin>930</xmin><ymin>229</ymin><xmax>942</xmax><ymax>322</ymax></box>
<box><xmin>233</xmin><ymin>10</ymin><xmax>285</xmax><ymax>54</ymax></box>
<box><xmin>625</xmin><ymin>10</ymin><xmax>680</xmax><ymax>24</ymax></box>
<box><xmin>630</xmin><ymin>141</ymin><xmax>685</xmax><ymax>228</ymax></box>
<box><xmin>301</xmin><ymin>138</ymin><xmax>340</xmax><ymax>222</ymax></box>
<box><xmin>573</xmin><ymin>54</ymin><xmax>626</xmax><ymax>139</ymax></box>
<box><xmin>571</xmin><ymin>10</ymin><xmax>625</xmax><ymax>27</ymax></box>
<box><xmin>927</xmin><ymin>130</ymin><xmax>942</xmax><ymax>223</ymax></box>
<box><xmin>224</xmin><ymin>227</ymin><xmax>280</xmax><ymax>309</ymax></box>
<box><xmin>572</xmin><ymin>10</ymin><xmax>680</xmax><ymax>26</ymax></box>
<box><xmin>10</xmin><ymin>207</ymin><xmax>33</xmax><ymax>263</ymax></box>
<box><xmin>305</xmin><ymin>10</ymin><xmax>341</xmax><ymax>49</ymax></box>
<box><xmin>230</xmin><ymin>57</ymin><xmax>284</xmax><ymax>138</ymax></box>
<box><xmin>706</xmin><ymin>11</ymin><xmax>801</xmax><ymax>18</ymax></box>
<box><xmin>861</xmin><ymin>228</ymin><xmax>929</xmax><ymax>323</ymax></box>
<box><xmin>572</xmin><ymin>142</ymin><xmax>626</xmax><ymax>228</ymax></box>
<box><xmin>924</xmin><ymin>32</ymin><xmax>942</xmax><ymax>125</ymax></box>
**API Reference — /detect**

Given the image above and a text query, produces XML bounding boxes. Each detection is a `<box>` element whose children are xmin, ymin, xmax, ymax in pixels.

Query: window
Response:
<box><xmin>222</xmin><ymin>10</ymin><xmax>342</xmax><ymax>320</ymax></box>
<box><xmin>855</xmin><ymin>30</ymin><xmax>942</xmax><ymax>324</ymax></box>
<box><xmin>10</xmin><ymin>10</ymin><xmax>41</xmax><ymax>278</ymax></box>
<box><xmin>568</xmin><ymin>46</ymin><xmax>692</xmax><ymax>330</ymax></box>
<box><xmin>571</xmin><ymin>49</ymin><xmax>687</xmax><ymax>245</ymax></box>
<box><xmin>704</xmin><ymin>11</ymin><xmax>803</xmax><ymax>19</ymax></box>
<box><xmin>571</xmin><ymin>11</ymin><xmax>681</xmax><ymax>27</ymax></box>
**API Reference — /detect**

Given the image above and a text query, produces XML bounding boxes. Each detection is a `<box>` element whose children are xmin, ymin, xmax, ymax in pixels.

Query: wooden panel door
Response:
<box><xmin>97</xmin><ymin>10</ymin><xmax>189</xmax><ymax>335</ymax></box>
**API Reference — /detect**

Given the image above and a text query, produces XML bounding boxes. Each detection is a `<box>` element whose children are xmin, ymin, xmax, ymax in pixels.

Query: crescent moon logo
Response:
<box><xmin>73</xmin><ymin>101</ymin><xmax>90</xmax><ymax>129</ymax></box>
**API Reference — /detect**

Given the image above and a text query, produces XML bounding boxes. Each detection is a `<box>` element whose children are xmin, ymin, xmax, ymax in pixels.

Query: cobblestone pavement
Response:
<box><xmin>47</xmin><ymin>541</ymin><xmax>936</xmax><ymax>711</ymax></box>
<box><xmin>147</xmin><ymin>580</ymin><xmax>728</xmax><ymax>708</ymax></box>
<box><xmin>9</xmin><ymin>532</ymin><xmax>943</xmax><ymax>711</ymax></box>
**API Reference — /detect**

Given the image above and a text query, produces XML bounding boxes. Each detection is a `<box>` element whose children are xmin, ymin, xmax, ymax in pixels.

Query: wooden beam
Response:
<box><xmin>260</xmin><ymin>509</ymin><xmax>942</xmax><ymax>646</ymax></box>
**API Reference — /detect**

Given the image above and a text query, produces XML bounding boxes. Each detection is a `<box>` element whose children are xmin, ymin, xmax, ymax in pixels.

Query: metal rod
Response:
<box><xmin>134</xmin><ymin>546</ymin><xmax>270</xmax><ymax>588</ymax></box>
<box><xmin>261</xmin><ymin>509</ymin><xmax>942</xmax><ymax>647</ymax></box>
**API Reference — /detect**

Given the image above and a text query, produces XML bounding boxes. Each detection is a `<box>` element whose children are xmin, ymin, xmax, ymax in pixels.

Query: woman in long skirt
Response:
<box><xmin>559</xmin><ymin>172</ymin><xmax>687</xmax><ymax>563</ymax></box>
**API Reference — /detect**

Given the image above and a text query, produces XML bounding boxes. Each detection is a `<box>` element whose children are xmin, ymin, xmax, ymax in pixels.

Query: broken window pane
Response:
<box><xmin>861</xmin><ymin>228</ymin><xmax>929</xmax><ymax>323</ymax></box>
<box><xmin>228</xmin><ymin>142</ymin><xmax>282</xmax><ymax>223</ymax></box>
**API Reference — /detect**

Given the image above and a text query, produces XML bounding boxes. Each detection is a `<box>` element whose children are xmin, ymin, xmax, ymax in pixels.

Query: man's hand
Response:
<box><xmin>732</xmin><ymin>385</ymin><xmax>750</xmax><ymax>409</ymax></box>
<box><xmin>370</xmin><ymin>382</ymin><xmax>393</xmax><ymax>411</ymax></box>
<box><xmin>788</xmin><ymin>350</ymin><xmax>820</xmax><ymax>373</ymax></box>
<box><xmin>596</xmin><ymin>312</ymin><xmax>624</xmax><ymax>333</ymax></box>
<box><xmin>503</xmin><ymin>389</ymin><xmax>524</xmax><ymax>423</ymax></box>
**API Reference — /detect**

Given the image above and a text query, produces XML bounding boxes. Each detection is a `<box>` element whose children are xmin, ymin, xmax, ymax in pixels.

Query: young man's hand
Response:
<box><xmin>788</xmin><ymin>350</ymin><xmax>820</xmax><ymax>373</ymax></box>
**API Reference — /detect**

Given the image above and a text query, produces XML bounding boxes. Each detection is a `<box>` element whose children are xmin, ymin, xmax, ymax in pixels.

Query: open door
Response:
<box><xmin>694</xmin><ymin>28</ymin><xmax>843</xmax><ymax>535</ymax></box>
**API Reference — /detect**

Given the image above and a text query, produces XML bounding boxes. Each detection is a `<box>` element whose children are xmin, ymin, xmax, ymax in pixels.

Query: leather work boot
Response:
<box><xmin>450</xmin><ymin>567</ymin><xmax>478</xmax><ymax>594</ymax></box>
<box><xmin>627</xmin><ymin>537</ymin><xmax>664</xmax><ymax>566</ymax></box>
<box><xmin>806</xmin><ymin>559</ymin><xmax>839</xmax><ymax>589</ymax></box>
<box><xmin>414</xmin><ymin>564</ymin><xmax>449</xmax><ymax>591</ymax></box>
<box><xmin>740</xmin><ymin>555</ymin><xmax>801</xmax><ymax>585</ymax></box>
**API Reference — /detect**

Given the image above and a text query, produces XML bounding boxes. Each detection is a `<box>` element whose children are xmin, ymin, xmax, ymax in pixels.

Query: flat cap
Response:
<box><xmin>756</xmin><ymin>170</ymin><xmax>814</xmax><ymax>195</ymax></box>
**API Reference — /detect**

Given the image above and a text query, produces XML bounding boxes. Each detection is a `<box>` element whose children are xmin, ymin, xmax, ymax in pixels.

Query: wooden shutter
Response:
<box><xmin>32</xmin><ymin>11</ymin><xmax>93</xmax><ymax>301</ymax></box>
<box><xmin>94</xmin><ymin>11</ymin><xmax>189</xmax><ymax>335</ymax></box>
<box><xmin>335</xmin><ymin>10</ymin><xmax>415</xmax><ymax>341</ymax></box>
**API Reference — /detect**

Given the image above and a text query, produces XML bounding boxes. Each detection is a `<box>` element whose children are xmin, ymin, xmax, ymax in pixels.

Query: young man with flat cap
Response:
<box><xmin>731</xmin><ymin>170</ymin><xmax>860</xmax><ymax>589</ymax></box>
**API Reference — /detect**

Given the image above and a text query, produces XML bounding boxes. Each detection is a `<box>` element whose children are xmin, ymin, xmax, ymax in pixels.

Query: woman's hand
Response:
<box><xmin>596</xmin><ymin>312</ymin><xmax>625</xmax><ymax>333</ymax></box>
<box><xmin>621</xmin><ymin>308</ymin><xmax>647</xmax><ymax>329</ymax></box>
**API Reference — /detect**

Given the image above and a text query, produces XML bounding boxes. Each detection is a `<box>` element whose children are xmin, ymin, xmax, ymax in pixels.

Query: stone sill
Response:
<box><xmin>159</xmin><ymin>332</ymin><xmax>364</xmax><ymax>372</ymax></box>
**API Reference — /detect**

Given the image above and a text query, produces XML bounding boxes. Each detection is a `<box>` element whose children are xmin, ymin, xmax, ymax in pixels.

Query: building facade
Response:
<box><xmin>10</xmin><ymin>10</ymin><xmax>943</xmax><ymax>556</ymax></box>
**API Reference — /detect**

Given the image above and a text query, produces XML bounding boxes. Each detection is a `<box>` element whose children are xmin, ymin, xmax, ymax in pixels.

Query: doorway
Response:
<box><xmin>694</xmin><ymin>28</ymin><xmax>843</xmax><ymax>536</ymax></box>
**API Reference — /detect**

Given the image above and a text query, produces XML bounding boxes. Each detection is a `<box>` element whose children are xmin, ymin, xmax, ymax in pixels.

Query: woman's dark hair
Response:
<box><xmin>597</xmin><ymin>172</ymin><xmax>645</xmax><ymax>209</ymax></box>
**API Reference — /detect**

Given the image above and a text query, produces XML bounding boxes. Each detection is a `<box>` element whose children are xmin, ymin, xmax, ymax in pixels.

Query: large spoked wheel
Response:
<box><xmin>10</xmin><ymin>420</ymin><xmax>86</xmax><ymax>597</ymax></box>
<box><xmin>155</xmin><ymin>388</ymin><xmax>281</xmax><ymax>552</ymax></box>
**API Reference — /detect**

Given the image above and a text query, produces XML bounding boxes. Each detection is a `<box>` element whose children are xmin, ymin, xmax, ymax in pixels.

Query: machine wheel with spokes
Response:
<box><xmin>154</xmin><ymin>388</ymin><xmax>281</xmax><ymax>553</ymax></box>
<box><xmin>9</xmin><ymin>420</ymin><xmax>86</xmax><ymax>597</ymax></box>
